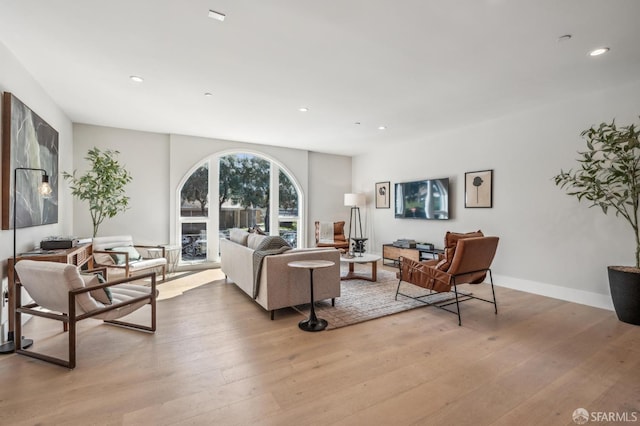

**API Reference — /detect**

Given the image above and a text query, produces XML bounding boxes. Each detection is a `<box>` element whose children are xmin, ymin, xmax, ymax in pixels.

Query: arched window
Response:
<box><xmin>178</xmin><ymin>152</ymin><xmax>303</xmax><ymax>264</ymax></box>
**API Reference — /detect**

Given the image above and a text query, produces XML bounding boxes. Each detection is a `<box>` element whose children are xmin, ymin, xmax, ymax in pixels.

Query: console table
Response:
<box><xmin>5</xmin><ymin>244</ymin><xmax>93</xmax><ymax>347</ymax></box>
<box><xmin>382</xmin><ymin>244</ymin><xmax>443</xmax><ymax>267</ymax></box>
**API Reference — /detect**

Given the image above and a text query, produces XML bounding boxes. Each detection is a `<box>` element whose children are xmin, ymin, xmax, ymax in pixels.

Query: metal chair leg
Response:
<box><xmin>488</xmin><ymin>269</ymin><xmax>497</xmax><ymax>314</ymax></box>
<box><xmin>452</xmin><ymin>278</ymin><xmax>462</xmax><ymax>326</ymax></box>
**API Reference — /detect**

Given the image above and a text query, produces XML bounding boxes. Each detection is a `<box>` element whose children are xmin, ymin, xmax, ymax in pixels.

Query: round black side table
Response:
<box><xmin>288</xmin><ymin>260</ymin><xmax>335</xmax><ymax>332</ymax></box>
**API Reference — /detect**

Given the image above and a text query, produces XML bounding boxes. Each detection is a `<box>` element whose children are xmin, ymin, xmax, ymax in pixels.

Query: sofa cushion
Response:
<box><xmin>247</xmin><ymin>233</ymin><xmax>268</xmax><ymax>250</ymax></box>
<box><xmin>435</xmin><ymin>230</ymin><xmax>484</xmax><ymax>271</ymax></box>
<box><xmin>230</xmin><ymin>228</ymin><xmax>250</xmax><ymax>246</ymax></box>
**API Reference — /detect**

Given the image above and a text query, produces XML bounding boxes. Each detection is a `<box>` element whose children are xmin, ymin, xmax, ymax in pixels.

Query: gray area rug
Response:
<box><xmin>293</xmin><ymin>268</ymin><xmax>468</xmax><ymax>330</ymax></box>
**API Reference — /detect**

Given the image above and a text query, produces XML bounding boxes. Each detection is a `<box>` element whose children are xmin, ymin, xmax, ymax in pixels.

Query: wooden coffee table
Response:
<box><xmin>339</xmin><ymin>253</ymin><xmax>381</xmax><ymax>282</ymax></box>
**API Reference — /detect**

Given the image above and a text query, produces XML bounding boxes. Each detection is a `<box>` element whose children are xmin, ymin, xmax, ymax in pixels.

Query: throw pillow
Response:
<box><xmin>247</xmin><ymin>233</ymin><xmax>268</xmax><ymax>250</ymax></box>
<box><xmin>248</xmin><ymin>226</ymin><xmax>267</xmax><ymax>235</ymax></box>
<box><xmin>80</xmin><ymin>272</ymin><xmax>113</xmax><ymax>305</ymax></box>
<box><xmin>435</xmin><ymin>230</ymin><xmax>484</xmax><ymax>271</ymax></box>
<box><xmin>230</xmin><ymin>228</ymin><xmax>250</xmax><ymax>246</ymax></box>
<box><xmin>106</xmin><ymin>246</ymin><xmax>142</xmax><ymax>265</ymax></box>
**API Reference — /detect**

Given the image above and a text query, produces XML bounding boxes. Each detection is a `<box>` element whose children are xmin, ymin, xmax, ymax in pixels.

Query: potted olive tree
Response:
<box><xmin>63</xmin><ymin>147</ymin><xmax>132</xmax><ymax>237</ymax></box>
<box><xmin>554</xmin><ymin>117</ymin><xmax>640</xmax><ymax>325</ymax></box>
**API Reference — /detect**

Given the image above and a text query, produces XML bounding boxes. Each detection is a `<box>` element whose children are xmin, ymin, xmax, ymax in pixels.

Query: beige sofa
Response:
<box><xmin>220</xmin><ymin>229</ymin><xmax>341</xmax><ymax>319</ymax></box>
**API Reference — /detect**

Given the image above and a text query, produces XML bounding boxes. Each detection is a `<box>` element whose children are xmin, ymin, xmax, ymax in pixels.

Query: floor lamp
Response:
<box><xmin>0</xmin><ymin>167</ymin><xmax>52</xmax><ymax>354</ymax></box>
<box><xmin>344</xmin><ymin>193</ymin><xmax>366</xmax><ymax>256</ymax></box>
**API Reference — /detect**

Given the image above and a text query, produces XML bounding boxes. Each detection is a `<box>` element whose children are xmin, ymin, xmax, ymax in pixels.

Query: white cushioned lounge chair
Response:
<box><xmin>14</xmin><ymin>260</ymin><xmax>157</xmax><ymax>369</ymax></box>
<box><xmin>92</xmin><ymin>235</ymin><xmax>167</xmax><ymax>281</ymax></box>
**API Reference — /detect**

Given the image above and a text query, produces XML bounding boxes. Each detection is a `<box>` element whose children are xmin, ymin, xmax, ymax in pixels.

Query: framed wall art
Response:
<box><xmin>465</xmin><ymin>169</ymin><xmax>493</xmax><ymax>208</ymax></box>
<box><xmin>375</xmin><ymin>181</ymin><xmax>390</xmax><ymax>208</ymax></box>
<box><xmin>2</xmin><ymin>92</ymin><xmax>59</xmax><ymax>229</ymax></box>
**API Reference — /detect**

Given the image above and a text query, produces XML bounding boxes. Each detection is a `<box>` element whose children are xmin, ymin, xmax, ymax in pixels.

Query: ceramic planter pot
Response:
<box><xmin>608</xmin><ymin>266</ymin><xmax>640</xmax><ymax>326</ymax></box>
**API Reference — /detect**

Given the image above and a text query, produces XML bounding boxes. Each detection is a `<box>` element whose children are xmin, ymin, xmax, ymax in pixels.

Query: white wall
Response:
<box><xmin>353</xmin><ymin>79</ymin><xmax>640</xmax><ymax>310</ymax></box>
<box><xmin>307</xmin><ymin>152</ymin><xmax>353</xmax><ymax>247</ymax></box>
<box><xmin>0</xmin><ymin>42</ymin><xmax>73</xmax><ymax>338</ymax></box>
<box><xmin>168</xmin><ymin>134</ymin><xmax>311</xmax><ymax>251</ymax></box>
<box><xmin>167</xmin><ymin>135</ymin><xmax>352</xmax><ymax>249</ymax></box>
<box><xmin>72</xmin><ymin>124</ymin><xmax>170</xmax><ymax>244</ymax></box>
<box><xmin>71</xmin><ymin>126</ymin><xmax>352</xmax><ymax>253</ymax></box>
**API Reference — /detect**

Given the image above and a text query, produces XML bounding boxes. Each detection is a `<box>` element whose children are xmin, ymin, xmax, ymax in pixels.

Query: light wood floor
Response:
<box><xmin>1</xmin><ymin>266</ymin><xmax>639</xmax><ymax>426</ymax></box>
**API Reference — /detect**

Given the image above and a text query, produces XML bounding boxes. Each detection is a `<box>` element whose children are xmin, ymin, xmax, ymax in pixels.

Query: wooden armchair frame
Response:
<box><xmin>15</xmin><ymin>265</ymin><xmax>156</xmax><ymax>369</ymax></box>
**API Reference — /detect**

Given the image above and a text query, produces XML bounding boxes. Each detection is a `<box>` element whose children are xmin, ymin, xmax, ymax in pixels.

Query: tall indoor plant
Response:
<box><xmin>554</xmin><ymin>117</ymin><xmax>640</xmax><ymax>325</ymax></box>
<box><xmin>63</xmin><ymin>147</ymin><xmax>132</xmax><ymax>237</ymax></box>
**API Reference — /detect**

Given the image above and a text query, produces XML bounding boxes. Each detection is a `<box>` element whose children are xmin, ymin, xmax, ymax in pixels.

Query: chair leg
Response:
<box><xmin>488</xmin><ymin>269</ymin><xmax>497</xmax><ymax>314</ymax></box>
<box><xmin>270</xmin><ymin>310</ymin><xmax>275</xmax><ymax>320</ymax></box>
<box><xmin>68</xmin><ymin>316</ymin><xmax>77</xmax><ymax>369</ymax></box>
<box><xmin>151</xmin><ymin>274</ymin><xmax>157</xmax><ymax>331</ymax></box>
<box><xmin>396</xmin><ymin>268</ymin><xmax>497</xmax><ymax>326</ymax></box>
<box><xmin>105</xmin><ymin>275</ymin><xmax>157</xmax><ymax>333</ymax></box>
<box><xmin>452</xmin><ymin>279</ymin><xmax>462</xmax><ymax>326</ymax></box>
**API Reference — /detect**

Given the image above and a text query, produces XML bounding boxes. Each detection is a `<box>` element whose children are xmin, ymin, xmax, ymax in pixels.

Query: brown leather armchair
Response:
<box><xmin>314</xmin><ymin>221</ymin><xmax>349</xmax><ymax>250</ymax></box>
<box><xmin>396</xmin><ymin>230</ymin><xmax>499</xmax><ymax>325</ymax></box>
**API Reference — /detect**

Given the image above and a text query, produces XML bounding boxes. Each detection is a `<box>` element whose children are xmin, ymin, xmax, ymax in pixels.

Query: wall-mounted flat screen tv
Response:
<box><xmin>394</xmin><ymin>178</ymin><xmax>449</xmax><ymax>219</ymax></box>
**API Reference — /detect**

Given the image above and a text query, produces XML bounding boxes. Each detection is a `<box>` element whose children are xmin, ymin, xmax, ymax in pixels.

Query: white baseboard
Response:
<box><xmin>492</xmin><ymin>274</ymin><xmax>614</xmax><ymax>311</ymax></box>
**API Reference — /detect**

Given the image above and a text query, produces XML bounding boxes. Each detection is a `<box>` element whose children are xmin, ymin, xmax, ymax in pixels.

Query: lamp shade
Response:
<box><xmin>344</xmin><ymin>193</ymin><xmax>365</xmax><ymax>207</ymax></box>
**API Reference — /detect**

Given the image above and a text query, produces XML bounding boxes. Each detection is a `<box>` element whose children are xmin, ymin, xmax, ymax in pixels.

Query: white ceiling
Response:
<box><xmin>1</xmin><ymin>0</ymin><xmax>639</xmax><ymax>156</ymax></box>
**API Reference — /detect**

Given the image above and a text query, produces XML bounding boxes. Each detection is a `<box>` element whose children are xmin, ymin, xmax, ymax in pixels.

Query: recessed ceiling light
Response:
<box><xmin>204</xmin><ymin>92</ymin><xmax>213</xmax><ymax>97</ymax></box>
<box><xmin>208</xmin><ymin>10</ymin><xmax>226</xmax><ymax>21</ymax></box>
<box><xmin>378</xmin><ymin>126</ymin><xmax>387</xmax><ymax>130</ymax></box>
<box><xmin>299</xmin><ymin>107</ymin><xmax>309</xmax><ymax>112</ymax></box>
<box><xmin>589</xmin><ymin>47</ymin><xmax>610</xmax><ymax>56</ymax></box>
<box><xmin>129</xmin><ymin>75</ymin><xmax>144</xmax><ymax>83</ymax></box>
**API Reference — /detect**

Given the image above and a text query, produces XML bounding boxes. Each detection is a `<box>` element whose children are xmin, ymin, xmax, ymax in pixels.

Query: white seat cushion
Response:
<box><xmin>15</xmin><ymin>260</ymin><xmax>156</xmax><ymax>319</ymax></box>
<box><xmin>128</xmin><ymin>258</ymin><xmax>167</xmax><ymax>272</ymax></box>
<box><xmin>92</xmin><ymin>284</ymin><xmax>156</xmax><ymax>320</ymax></box>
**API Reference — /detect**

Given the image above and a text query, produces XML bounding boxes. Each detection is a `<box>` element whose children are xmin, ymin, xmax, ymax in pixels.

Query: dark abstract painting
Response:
<box><xmin>2</xmin><ymin>92</ymin><xmax>58</xmax><ymax>229</ymax></box>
